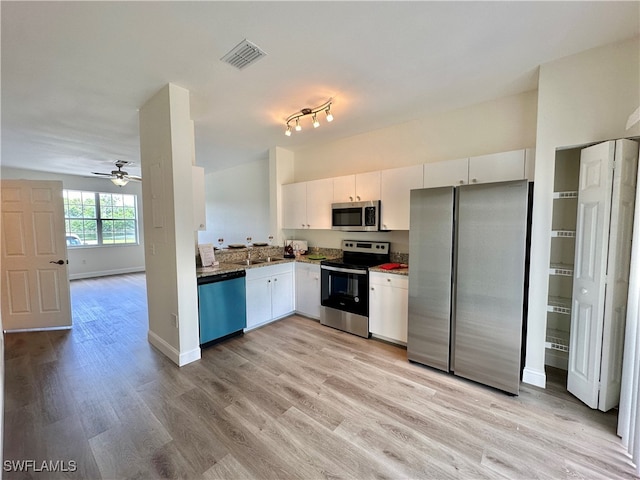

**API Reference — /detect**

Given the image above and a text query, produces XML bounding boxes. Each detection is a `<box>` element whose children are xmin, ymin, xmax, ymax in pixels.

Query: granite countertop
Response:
<box><xmin>196</xmin><ymin>254</ymin><xmax>344</xmax><ymax>278</ymax></box>
<box><xmin>369</xmin><ymin>265</ymin><xmax>409</xmax><ymax>276</ymax></box>
<box><xmin>196</xmin><ymin>245</ymin><xmax>408</xmax><ymax>278</ymax></box>
<box><xmin>197</xmin><ymin>258</ymin><xmax>292</xmax><ymax>278</ymax></box>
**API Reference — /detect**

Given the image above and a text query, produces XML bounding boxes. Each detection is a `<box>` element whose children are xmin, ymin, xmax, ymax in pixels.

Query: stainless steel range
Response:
<box><xmin>320</xmin><ymin>240</ymin><xmax>390</xmax><ymax>337</ymax></box>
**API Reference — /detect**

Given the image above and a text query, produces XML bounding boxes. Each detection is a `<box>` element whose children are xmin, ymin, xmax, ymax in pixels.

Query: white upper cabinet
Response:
<box><xmin>423</xmin><ymin>149</ymin><xmax>528</xmax><ymax>188</ymax></box>
<box><xmin>423</xmin><ymin>158</ymin><xmax>469</xmax><ymax>188</ymax></box>
<box><xmin>282</xmin><ymin>182</ymin><xmax>307</xmax><ymax>229</ymax></box>
<box><xmin>282</xmin><ymin>178</ymin><xmax>333</xmax><ymax>229</ymax></box>
<box><xmin>468</xmin><ymin>149</ymin><xmax>526</xmax><ymax>184</ymax></box>
<box><xmin>305</xmin><ymin>178</ymin><xmax>333</xmax><ymax>229</ymax></box>
<box><xmin>333</xmin><ymin>172</ymin><xmax>381</xmax><ymax>203</ymax></box>
<box><xmin>380</xmin><ymin>164</ymin><xmax>424</xmax><ymax>230</ymax></box>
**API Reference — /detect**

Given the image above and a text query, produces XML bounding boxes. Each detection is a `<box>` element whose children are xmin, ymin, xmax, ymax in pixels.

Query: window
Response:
<box><xmin>63</xmin><ymin>190</ymin><xmax>139</xmax><ymax>246</ymax></box>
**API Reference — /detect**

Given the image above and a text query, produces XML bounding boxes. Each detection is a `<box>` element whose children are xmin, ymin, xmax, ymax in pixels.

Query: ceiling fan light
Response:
<box><xmin>111</xmin><ymin>177</ymin><xmax>129</xmax><ymax>187</ymax></box>
<box><xmin>285</xmin><ymin>125</ymin><xmax>292</xmax><ymax>136</ymax></box>
<box><xmin>312</xmin><ymin>113</ymin><xmax>320</xmax><ymax>128</ymax></box>
<box><xmin>295</xmin><ymin>118</ymin><xmax>302</xmax><ymax>131</ymax></box>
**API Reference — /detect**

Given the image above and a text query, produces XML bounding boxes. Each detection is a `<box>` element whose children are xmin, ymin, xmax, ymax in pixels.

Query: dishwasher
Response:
<box><xmin>197</xmin><ymin>270</ymin><xmax>247</xmax><ymax>346</ymax></box>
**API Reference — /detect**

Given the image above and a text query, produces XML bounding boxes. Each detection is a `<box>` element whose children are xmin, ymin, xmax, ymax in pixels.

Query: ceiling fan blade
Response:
<box><xmin>92</xmin><ymin>172</ymin><xmax>115</xmax><ymax>177</ymax></box>
<box><xmin>125</xmin><ymin>175</ymin><xmax>142</xmax><ymax>181</ymax></box>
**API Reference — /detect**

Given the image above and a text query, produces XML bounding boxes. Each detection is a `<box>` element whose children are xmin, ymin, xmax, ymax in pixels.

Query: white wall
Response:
<box><xmin>523</xmin><ymin>36</ymin><xmax>640</xmax><ymax>388</ymax></box>
<box><xmin>285</xmin><ymin>90</ymin><xmax>538</xmax><ymax>252</ymax></box>
<box><xmin>292</xmin><ymin>90</ymin><xmax>538</xmax><ymax>182</ymax></box>
<box><xmin>0</xmin><ymin>166</ymin><xmax>145</xmax><ymax>279</ymax></box>
<box><xmin>198</xmin><ymin>158</ymin><xmax>271</xmax><ymax>247</ymax></box>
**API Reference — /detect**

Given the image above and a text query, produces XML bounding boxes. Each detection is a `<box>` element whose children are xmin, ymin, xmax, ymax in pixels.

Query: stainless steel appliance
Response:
<box><xmin>320</xmin><ymin>240</ymin><xmax>390</xmax><ymax>337</ymax></box>
<box><xmin>407</xmin><ymin>180</ymin><xmax>531</xmax><ymax>394</ymax></box>
<box><xmin>331</xmin><ymin>200</ymin><xmax>381</xmax><ymax>231</ymax></box>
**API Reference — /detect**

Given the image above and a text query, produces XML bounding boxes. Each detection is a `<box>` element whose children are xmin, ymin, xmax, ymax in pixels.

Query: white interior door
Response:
<box><xmin>599</xmin><ymin>139</ymin><xmax>639</xmax><ymax>411</ymax></box>
<box><xmin>568</xmin><ymin>141</ymin><xmax>615</xmax><ymax>408</ymax></box>
<box><xmin>1</xmin><ymin>180</ymin><xmax>71</xmax><ymax>330</ymax></box>
<box><xmin>567</xmin><ymin>140</ymin><xmax>639</xmax><ymax>411</ymax></box>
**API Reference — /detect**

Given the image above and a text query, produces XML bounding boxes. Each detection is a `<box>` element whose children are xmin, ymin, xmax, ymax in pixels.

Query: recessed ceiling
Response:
<box><xmin>1</xmin><ymin>1</ymin><xmax>638</xmax><ymax>178</ymax></box>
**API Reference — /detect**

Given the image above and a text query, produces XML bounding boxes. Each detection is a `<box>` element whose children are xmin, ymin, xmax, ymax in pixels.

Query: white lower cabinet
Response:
<box><xmin>369</xmin><ymin>271</ymin><xmax>409</xmax><ymax>345</ymax></box>
<box><xmin>245</xmin><ymin>263</ymin><xmax>294</xmax><ymax>330</ymax></box>
<box><xmin>295</xmin><ymin>262</ymin><xmax>321</xmax><ymax>319</ymax></box>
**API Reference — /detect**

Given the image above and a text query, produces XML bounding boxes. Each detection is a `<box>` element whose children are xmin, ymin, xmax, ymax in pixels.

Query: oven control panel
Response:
<box><xmin>341</xmin><ymin>240</ymin><xmax>390</xmax><ymax>255</ymax></box>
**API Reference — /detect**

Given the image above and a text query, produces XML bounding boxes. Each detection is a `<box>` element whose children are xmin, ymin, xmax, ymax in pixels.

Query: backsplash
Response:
<box><xmin>197</xmin><ymin>245</ymin><xmax>345</xmax><ymax>266</ymax></box>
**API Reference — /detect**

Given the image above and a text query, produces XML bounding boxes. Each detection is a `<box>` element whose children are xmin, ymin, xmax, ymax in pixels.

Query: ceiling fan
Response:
<box><xmin>92</xmin><ymin>160</ymin><xmax>142</xmax><ymax>186</ymax></box>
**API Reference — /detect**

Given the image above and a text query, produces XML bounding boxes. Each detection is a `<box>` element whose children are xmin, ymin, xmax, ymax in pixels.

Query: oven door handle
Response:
<box><xmin>321</xmin><ymin>265</ymin><xmax>368</xmax><ymax>275</ymax></box>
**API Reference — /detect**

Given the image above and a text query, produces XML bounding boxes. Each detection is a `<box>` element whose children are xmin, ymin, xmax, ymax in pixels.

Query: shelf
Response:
<box><xmin>547</xmin><ymin>296</ymin><xmax>571</xmax><ymax>315</ymax></box>
<box><xmin>546</xmin><ymin>329</ymin><xmax>570</xmax><ymax>352</ymax></box>
<box><xmin>549</xmin><ymin>263</ymin><xmax>574</xmax><ymax>276</ymax></box>
<box><xmin>553</xmin><ymin>191</ymin><xmax>578</xmax><ymax>199</ymax></box>
<box><xmin>551</xmin><ymin>230</ymin><xmax>576</xmax><ymax>238</ymax></box>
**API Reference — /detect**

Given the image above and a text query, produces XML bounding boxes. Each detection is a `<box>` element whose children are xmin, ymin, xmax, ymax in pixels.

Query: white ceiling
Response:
<box><xmin>2</xmin><ymin>1</ymin><xmax>639</xmax><ymax>179</ymax></box>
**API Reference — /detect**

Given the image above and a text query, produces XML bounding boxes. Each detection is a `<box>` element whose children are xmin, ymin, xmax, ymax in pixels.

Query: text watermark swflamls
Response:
<box><xmin>4</xmin><ymin>460</ymin><xmax>78</xmax><ymax>473</ymax></box>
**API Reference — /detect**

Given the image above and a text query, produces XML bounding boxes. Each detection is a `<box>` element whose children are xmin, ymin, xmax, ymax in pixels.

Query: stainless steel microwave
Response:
<box><xmin>331</xmin><ymin>200</ymin><xmax>380</xmax><ymax>231</ymax></box>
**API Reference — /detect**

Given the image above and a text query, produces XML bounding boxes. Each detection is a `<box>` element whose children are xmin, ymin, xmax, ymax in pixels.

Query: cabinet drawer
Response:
<box><xmin>370</xmin><ymin>271</ymin><xmax>408</xmax><ymax>289</ymax></box>
<box><xmin>246</xmin><ymin>262</ymin><xmax>293</xmax><ymax>280</ymax></box>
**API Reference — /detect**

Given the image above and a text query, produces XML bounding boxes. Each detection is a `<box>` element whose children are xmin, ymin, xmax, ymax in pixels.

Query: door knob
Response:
<box><xmin>581</xmin><ymin>288</ymin><xmax>588</xmax><ymax>295</ymax></box>
<box><xmin>49</xmin><ymin>259</ymin><xmax>65</xmax><ymax>265</ymax></box>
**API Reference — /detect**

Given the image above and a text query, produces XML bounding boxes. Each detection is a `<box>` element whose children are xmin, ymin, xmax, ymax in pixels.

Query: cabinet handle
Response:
<box><xmin>471</xmin><ymin>178</ymin><xmax>478</xmax><ymax>183</ymax></box>
<box><xmin>349</xmin><ymin>196</ymin><xmax>353</xmax><ymax>201</ymax></box>
<box><xmin>459</xmin><ymin>180</ymin><xmax>464</xmax><ymax>185</ymax></box>
<box><xmin>274</xmin><ymin>278</ymin><xmax>278</xmax><ymax>282</ymax></box>
<box><xmin>306</xmin><ymin>224</ymin><xmax>310</xmax><ymax>228</ymax></box>
<box><xmin>356</xmin><ymin>196</ymin><xmax>361</xmax><ymax>201</ymax></box>
<box><xmin>268</xmin><ymin>279</ymin><xmax>271</xmax><ymax>283</ymax></box>
<box><xmin>581</xmin><ymin>288</ymin><xmax>588</xmax><ymax>295</ymax></box>
<box><xmin>370</xmin><ymin>287</ymin><xmax>375</xmax><ymax>291</ymax></box>
<box><xmin>387</xmin><ymin>278</ymin><xmax>391</xmax><ymax>282</ymax></box>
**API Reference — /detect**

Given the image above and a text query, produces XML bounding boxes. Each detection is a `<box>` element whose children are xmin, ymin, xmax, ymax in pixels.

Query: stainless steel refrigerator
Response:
<box><xmin>407</xmin><ymin>180</ymin><xmax>530</xmax><ymax>394</ymax></box>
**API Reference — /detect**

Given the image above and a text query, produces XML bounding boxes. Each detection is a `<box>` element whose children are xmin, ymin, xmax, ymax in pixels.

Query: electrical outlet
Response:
<box><xmin>171</xmin><ymin>313</ymin><xmax>178</xmax><ymax>328</ymax></box>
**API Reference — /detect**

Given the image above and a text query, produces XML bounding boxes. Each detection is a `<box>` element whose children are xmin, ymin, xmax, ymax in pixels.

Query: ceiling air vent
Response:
<box><xmin>220</xmin><ymin>39</ymin><xmax>267</xmax><ymax>70</ymax></box>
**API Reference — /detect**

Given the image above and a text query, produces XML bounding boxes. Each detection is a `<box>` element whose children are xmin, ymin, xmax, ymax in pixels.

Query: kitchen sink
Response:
<box><xmin>232</xmin><ymin>259</ymin><xmax>267</xmax><ymax>266</ymax></box>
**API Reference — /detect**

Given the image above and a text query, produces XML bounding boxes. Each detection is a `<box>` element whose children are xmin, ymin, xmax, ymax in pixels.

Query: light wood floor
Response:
<box><xmin>4</xmin><ymin>273</ymin><xmax>638</xmax><ymax>479</ymax></box>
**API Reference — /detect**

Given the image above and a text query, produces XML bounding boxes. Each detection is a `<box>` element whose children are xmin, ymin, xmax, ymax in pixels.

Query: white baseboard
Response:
<box><xmin>4</xmin><ymin>325</ymin><xmax>72</xmax><ymax>333</ymax></box>
<box><xmin>69</xmin><ymin>266</ymin><xmax>145</xmax><ymax>280</ymax></box>
<box><xmin>522</xmin><ymin>366</ymin><xmax>547</xmax><ymax>388</ymax></box>
<box><xmin>148</xmin><ymin>330</ymin><xmax>200</xmax><ymax>367</ymax></box>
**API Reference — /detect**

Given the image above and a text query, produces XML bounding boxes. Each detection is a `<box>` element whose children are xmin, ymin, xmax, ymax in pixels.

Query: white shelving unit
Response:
<box><xmin>546</xmin><ymin>328</ymin><xmax>570</xmax><ymax>352</ymax></box>
<box><xmin>546</xmin><ymin>150</ymin><xmax>580</xmax><ymax>370</ymax></box>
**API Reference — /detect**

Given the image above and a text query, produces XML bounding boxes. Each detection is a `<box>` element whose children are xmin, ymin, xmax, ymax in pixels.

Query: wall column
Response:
<box><xmin>139</xmin><ymin>83</ymin><xmax>200</xmax><ymax>366</ymax></box>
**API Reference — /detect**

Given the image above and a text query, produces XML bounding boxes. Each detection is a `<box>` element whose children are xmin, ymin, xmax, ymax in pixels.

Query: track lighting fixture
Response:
<box><xmin>284</xmin><ymin>99</ymin><xmax>333</xmax><ymax>135</ymax></box>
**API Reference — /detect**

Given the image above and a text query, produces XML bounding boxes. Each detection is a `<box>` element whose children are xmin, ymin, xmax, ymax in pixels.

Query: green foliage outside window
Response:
<box><xmin>63</xmin><ymin>190</ymin><xmax>138</xmax><ymax>246</ymax></box>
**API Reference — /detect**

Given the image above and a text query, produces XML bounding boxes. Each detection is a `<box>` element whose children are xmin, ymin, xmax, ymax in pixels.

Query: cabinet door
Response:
<box><xmin>380</xmin><ymin>165</ymin><xmax>423</xmax><ymax>230</ymax></box>
<box><xmin>306</xmin><ymin>178</ymin><xmax>333</xmax><ymax>229</ymax></box>
<box><xmin>369</xmin><ymin>273</ymin><xmax>408</xmax><ymax>344</ymax></box>
<box><xmin>355</xmin><ymin>171</ymin><xmax>381</xmax><ymax>201</ymax></box>
<box><xmin>423</xmin><ymin>158</ymin><xmax>469</xmax><ymax>188</ymax></box>
<box><xmin>245</xmin><ymin>277</ymin><xmax>272</xmax><ymax>329</ymax></box>
<box><xmin>333</xmin><ymin>175</ymin><xmax>356</xmax><ymax>203</ymax></box>
<box><xmin>295</xmin><ymin>263</ymin><xmax>321</xmax><ymax>319</ymax></box>
<box><xmin>468</xmin><ymin>150</ymin><xmax>525</xmax><ymax>184</ymax></box>
<box><xmin>271</xmin><ymin>271</ymin><xmax>294</xmax><ymax>319</ymax></box>
<box><xmin>282</xmin><ymin>182</ymin><xmax>307</xmax><ymax>229</ymax></box>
